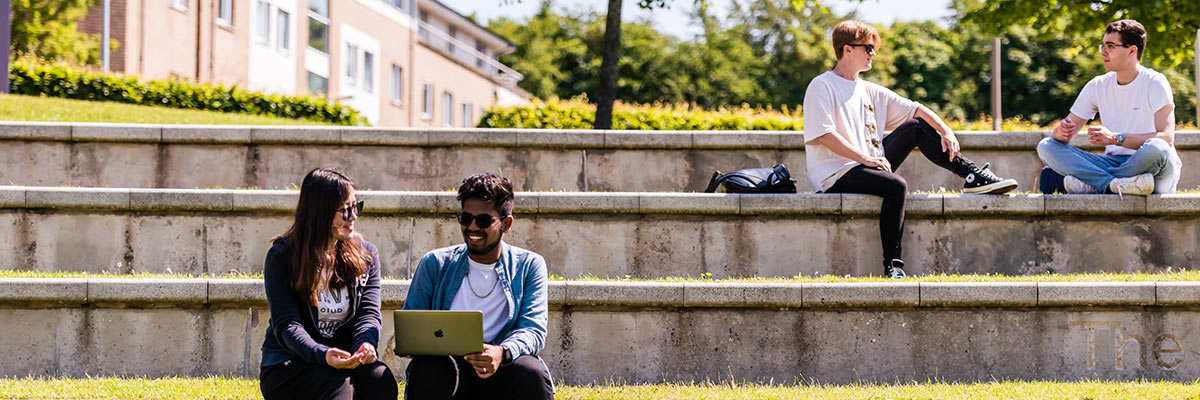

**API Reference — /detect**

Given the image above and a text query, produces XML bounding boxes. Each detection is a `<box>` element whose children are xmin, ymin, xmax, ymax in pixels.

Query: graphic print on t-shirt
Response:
<box><xmin>316</xmin><ymin>285</ymin><xmax>350</xmax><ymax>338</ymax></box>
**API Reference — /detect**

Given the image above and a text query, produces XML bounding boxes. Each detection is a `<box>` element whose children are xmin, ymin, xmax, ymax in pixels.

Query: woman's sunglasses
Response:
<box><xmin>337</xmin><ymin>201</ymin><xmax>364</xmax><ymax>221</ymax></box>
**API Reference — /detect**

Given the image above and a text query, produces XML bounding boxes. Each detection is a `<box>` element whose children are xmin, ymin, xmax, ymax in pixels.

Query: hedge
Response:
<box><xmin>478</xmin><ymin>98</ymin><xmax>804</xmax><ymax>130</ymax></box>
<box><xmin>9</xmin><ymin>62</ymin><xmax>366</xmax><ymax>125</ymax></box>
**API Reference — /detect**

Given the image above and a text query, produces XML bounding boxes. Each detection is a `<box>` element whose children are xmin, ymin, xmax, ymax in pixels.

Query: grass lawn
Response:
<box><xmin>4</xmin><ymin>269</ymin><xmax>1200</xmax><ymax>283</ymax></box>
<box><xmin>3</xmin><ymin>377</ymin><xmax>1200</xmax><ymax>399</ymax></box>
<box><xmin>0</xmin><ymin>94</ymin><xmax>327</xmax><ymax>125</ymax></box>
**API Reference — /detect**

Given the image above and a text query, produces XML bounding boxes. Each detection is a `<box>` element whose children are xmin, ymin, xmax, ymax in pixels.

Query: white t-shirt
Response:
<box><xmin>316</xmin><ymin>279</ymin><xmax>351</xmax><ymax>338</ymax></box>
<box><xmin>803</xmin><ymin>71</ymin><xmax>920</xmax><ymax>192</ymax></box>
<box><xmin>1069</xmin><ymin>65</ymin><xmax>1173</xmax><ymax>156</ymax></box>
<box><xmin>450</xmin><ymin>258</ymin><xmax>509</xmax><ymax>343</ymax></box>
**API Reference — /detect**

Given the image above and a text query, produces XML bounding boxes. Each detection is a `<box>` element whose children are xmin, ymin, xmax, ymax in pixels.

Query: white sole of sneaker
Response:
<box><xmin>964</xmin><ymin>179</ymin><xmax>1018</xmax><ymax>194</ymax></box>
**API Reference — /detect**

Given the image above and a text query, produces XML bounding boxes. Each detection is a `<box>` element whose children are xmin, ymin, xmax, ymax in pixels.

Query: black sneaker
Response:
<box><xmin>884</xmin><ymin>259</ymin><xmax>907</xmax><ymax>279</ymax></box>
<box><xmin>963</xmin><ymin>162</ymin><xmax>1018</xmax><ymax>194</ymax></box>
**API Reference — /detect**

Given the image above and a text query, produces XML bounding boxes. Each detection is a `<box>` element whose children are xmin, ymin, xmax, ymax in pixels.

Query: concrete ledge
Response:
<box><xmin>250</xmin><ymin>127</ymin><xmax>341</xmax><ymax>144</ymax></box>
<box><xmin>1045</xmin><ymin>195</ymin><xmax>1146</xmax><ymax>215</ymax></box>
<box><xmin>72</xmin><ymin>123</ymin><xmax>161</xmax><ymax>142</ymax></box>
<box><xmin>1155</xmin><ymin>282</ymin><xmax>1200</xmax><ymax>306</ymax></box>
<box><xmin>802</xmin><ymin>283</ymin><xmax>920</xmax><ymax>307</ymax></box>
<box><xmin>842</xmin><ymin>194</ymin><xmax>942</xmax><ymax>216</ymax></box>
<box><xmin>0</xmin><ymin>121</ymin><xmax>72</xmax><ymax>140</ymax></box>
<box><xmin>0</xmin><ymin>279</ymin><xmax>1197</xmax><ymax>308</ymax></box>
<box><xmin>564</xmin><ymin>281</ymin><xmax>684</xmax><ymax>307</ymax></box>
<box><xmin>428</xmin><ymin>129</ymin><xmax>518</xmax><ymax>147</ymax></box>
<box><xmin>920</xmin><ymin>282</ymin><xmax>1037</xmax><ymax>307</ymax></box>
<box><xmin>0</xmin><ymin>278</ymin><xmax>87</xmax><ymax>304</ymax></box>
<box><xmin>87</xmin><ymin>278</ymin><xmax>209</xmax><ymax>305</ymax></box>
<box><xmin>340</xmin><ymin>128</ymin><xmax>428</xmax><ymax>146</ymax></box>
<box><xmin>682</xmin><ymin>282</ymin><xmax>803</xmax><ymax>307</ymax></box>
<box><xmin>943</xmin><ymin>194</ymin><xmax>1044</xmax><ymax>216</ymax></box>
<box><xmin>537</xmin><ymin>192</ymin><xmax>639</xmax><ymax>214</ymax></box>
<box><xmin>24</xmin><ymin>187</ymin><xmax>131</xmax><ymax>210</ymax></box>
<box><xmin>739</xmin><ymin>194</ymin><xmax>840</xmax><ymax>215</ymax></box>
<box><xmin>131</xmin><ymin>189</ymin><xmax>234</xmax><ymax>211</ymax></box>
<box><xmin>161</xmin><ymin>125</ymin><xmax>251</xmax><ymax>144</ymax></box>
<box><xmin>230</xmin><ymin>190</ymin><xmax>297</xmax><ymax>212</ymax></box>
<box><xmin>691</xmin><ymin>131</ymin><xmax>784</xmax><ymax>149</ymax></box>
<box><xmin>207</xmin><ymin>279</ymin><xmax>265</xmax><ymax>306</ymax></box>
<box><xmin>639</xmin><ymin>193</ymin><xmax>739</xmax><ymax>214</ymax></box>
<box><xmin>603</xmin><ymin>130</ymin><xmax>692</xmax><ymax>149</ymax></box>
<box><xmin>1037</xmin><ymin>282</ymin><xmax>1156</xmax><ymax>306</ymax></box>
<box><xmin>516</xmin><ymin>129</ymin><xmax>605</xmax><ymax>148</ymax></box>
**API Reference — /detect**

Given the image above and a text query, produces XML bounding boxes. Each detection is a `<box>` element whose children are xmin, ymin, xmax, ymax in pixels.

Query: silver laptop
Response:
<box><xmin>393</xmin><ymin>310</ymin><xmax>484</xmax><ymax>356</ymax></box>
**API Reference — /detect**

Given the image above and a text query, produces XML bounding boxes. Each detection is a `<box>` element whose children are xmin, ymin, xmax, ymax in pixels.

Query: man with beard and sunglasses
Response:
<box><xmin>402</xmin><ymin>173</ymin><xmax>553</xmax><ymax>400</ymax></box>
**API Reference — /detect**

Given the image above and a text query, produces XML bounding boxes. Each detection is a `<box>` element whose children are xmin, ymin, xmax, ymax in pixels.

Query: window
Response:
<box><xmin>475</xmin><ymin>40</ymin><xmax>486</xmax><ymax>69</ymax></box>
<box><xmin>254</xmin><ymin>1</ymin><xmax>269</xmax><ymax>43</ymax></box>
<box><xmin>442</xmin><ymin>92</ymin><xmax>453</xmax><ymax>127</ymax></box>
<box><xmin>390</xmin><ymin>65</ymin><xmax>403</xmax><ymax>105</ymax></box>
<box><xmin>344</xmin><ymin>44</ymin><xmax>358</xmax><ymax>85</ymax></box>
<box><xmin>419</xmin><ymin>10</ymin><xmax>428</xmax><ymax>22</ymax></box>
<box><xmin>421</xmin><ymin>83</ymin><xmax>432</xmax><ymax>120</ymax></box>
<box><xmin>362</xmin><ymin>51</ymin><xmax>374</xmax><ymax>93</ymax></box>
<box><xmin>461</xmin><ymin>101</ymin><xmax>473</xmax><ymax>128</ymax></box>
<box><xmin>308</xmin><ymin>0</ymin><xmax>329</xmax><ymax>17</ymax></box>
<box><xmin>446</xmin><ymin>26</ymin><xmax>457</xmax><ymax>53</ymax></box>
<box><xmin>387</xmin><ymin>0</ymin><xmax>409</xmax><ymax>12</ymax></box>
<box><xmin>307</xmin><ymin>72</ymin><xmax>328</xmax><ymax>96</ymax></box>
<box><xmin>216</xmin><ymin>0</ymin><xmax>233</xmax><ymax>26</ymax></box>
<box><xmin>308</xmin><ymin>17</ymin><xmax>328</xmax><ymax>52</ymax></box>
<box><xmin>171</xmin><ymin>0</ymin><xmax>188</xmax><ymax>11</ymax></box>
<box><xmin>276</xmin><ymin>9</ymin><xmax>291</xmax><ymax>53</ymax></box>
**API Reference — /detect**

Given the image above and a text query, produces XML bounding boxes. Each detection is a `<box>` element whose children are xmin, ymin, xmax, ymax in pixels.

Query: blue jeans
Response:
<box><xmin>1036</xmin><ymin>137</ymin><xmax>1182</xmax><ymax>194</ymax></box>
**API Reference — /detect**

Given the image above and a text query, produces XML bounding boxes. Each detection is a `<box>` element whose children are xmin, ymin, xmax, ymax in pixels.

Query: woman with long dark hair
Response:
<box><xmin>259</xmin><ymin>167</ymin><xmax>397</xmax><ymax>400</ymax></box>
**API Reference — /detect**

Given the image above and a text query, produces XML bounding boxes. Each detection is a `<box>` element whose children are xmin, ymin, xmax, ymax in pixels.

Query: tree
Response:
<box><xmin>962</xmin><ymin>0</ymin><xmax>1200</xmax><ymax>68</ymax></box>
<box><xmin>12</xmin><ymin>0</ymin><xmax>103</xmax><ymax>65</ymax></box>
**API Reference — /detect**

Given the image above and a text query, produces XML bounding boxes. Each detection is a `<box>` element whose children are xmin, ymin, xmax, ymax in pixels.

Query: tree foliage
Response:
<box><xmin>12</xmin><ymin>0</ymin><xmax>104</xmax><ymax>65</ymax></box>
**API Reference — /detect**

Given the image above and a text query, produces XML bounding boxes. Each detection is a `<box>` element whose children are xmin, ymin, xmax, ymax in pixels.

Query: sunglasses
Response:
<box><xmin>336</xmin><ymin>200</ymin><xmax>364</xmax><ymax>221</ymax></box>
<box><xmin>846</xmin><ymin>43</ymin><xmax>876</xmax><ymax>54</ymax></box>
<box><xmin>457</xmin><ymin>211</ymin><xmax>505</xmax><ymax>228</ymax></box>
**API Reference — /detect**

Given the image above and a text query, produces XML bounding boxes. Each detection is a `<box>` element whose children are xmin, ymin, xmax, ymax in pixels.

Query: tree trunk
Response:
<box><xmin>594</xmin><ymin>0</ymin><xmax>622</xmax><ymax>130</ymax></box>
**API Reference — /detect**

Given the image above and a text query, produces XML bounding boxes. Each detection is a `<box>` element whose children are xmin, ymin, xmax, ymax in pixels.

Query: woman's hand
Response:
<box><xmin>325</xmin><ymin>347</ymin><xmax>362</xmax><ymax>369</ymax></box>
<box><xmin>353</xmin><ymin>342</ymin><xmax>378</xmax><ymax>365</ymax></box>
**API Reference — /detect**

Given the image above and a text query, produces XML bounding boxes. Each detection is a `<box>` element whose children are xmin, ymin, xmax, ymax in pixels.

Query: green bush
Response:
<box><xmin>9</xmin><ymin>61</ymin><xmax>366</xmax><ymax>125</ymax></box>
<box><xmin>478</xmin><ymin>97</ymin><xmax>803</xmax><ymax>130</ymax></box>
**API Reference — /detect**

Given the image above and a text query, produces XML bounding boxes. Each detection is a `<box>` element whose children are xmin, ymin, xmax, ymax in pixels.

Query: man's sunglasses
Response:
<box><xmin>336</xmin><ymin>201</ymin><xmax>364</xmax><ymax>221</ymax></box>
<box><xmin>846</xmin><ymin>43</ymin><xmax>875</xmax><ymax>54</ymax></box>
<box><xmin>457</xmin><ymin>212</ymin><xmax>505</xmax><ymax>228</ymax></box>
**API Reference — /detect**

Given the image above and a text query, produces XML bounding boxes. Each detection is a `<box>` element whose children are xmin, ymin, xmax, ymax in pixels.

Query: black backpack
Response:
<box><xmin>703</xmin><ymin>164</ymin><xmax>797</xmax><ymax>194</ymax></box>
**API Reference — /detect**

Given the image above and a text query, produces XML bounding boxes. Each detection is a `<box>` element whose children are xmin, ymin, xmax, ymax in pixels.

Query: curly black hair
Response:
<box><xmin>457</xmin><ymin>173</ymin><xmax>514</xmax><ymax>216</ymax></box>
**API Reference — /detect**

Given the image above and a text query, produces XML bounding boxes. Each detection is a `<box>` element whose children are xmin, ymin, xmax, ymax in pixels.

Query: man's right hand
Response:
<box><xmin>326</xmin><ymin>347</ymin><xmax>362</xmax><ymax>370</ymax></box>
<box><xmin>860</xmin><ymin>156</ymin><xmax>892</xmax><ymax>173</ymax></box>
<box><xmin>1053</xmin><ymin>117</ymin><xmax>1078</xmax><ymax>143</ymax></box>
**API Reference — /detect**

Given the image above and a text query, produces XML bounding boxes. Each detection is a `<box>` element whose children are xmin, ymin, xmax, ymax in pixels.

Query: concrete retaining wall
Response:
<box><xmin>1</xmin><ymin>186</ymin><xmax>1198</xmax><ymax>278</ymax></box>
<box><xmin>4</xmin><ymin>278</ymin><xmax>1200</xmax><ymax>384</ymax></box>
<box><xmin>1</xmin><ymin>122</ymin><xmax>1198</xmax><ymax>193</ymax></box>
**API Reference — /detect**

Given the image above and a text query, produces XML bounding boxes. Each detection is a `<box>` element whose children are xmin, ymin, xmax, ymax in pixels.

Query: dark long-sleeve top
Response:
<box><xmin>259</xmin><ymin>237</ymin><xmax>383</xmax><ymax>368</ymax></box>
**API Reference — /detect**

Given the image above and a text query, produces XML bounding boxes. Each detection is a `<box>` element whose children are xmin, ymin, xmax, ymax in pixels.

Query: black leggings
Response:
<box><xmin>260</xmin><ymin>360</ymin><xmax>397</xmax><ymax>400</ymax></box>
<box><xmin>826</xmin><ymin>118</ymin><xmax>976</xmax><ymax>262</ymax></box>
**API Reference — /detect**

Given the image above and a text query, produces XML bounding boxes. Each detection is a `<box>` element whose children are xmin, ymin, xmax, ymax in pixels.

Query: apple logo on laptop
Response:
<box><xmin>434</xmin><ymin>329</ymin><xmax>444</xmax><ymax>338</ymax></box>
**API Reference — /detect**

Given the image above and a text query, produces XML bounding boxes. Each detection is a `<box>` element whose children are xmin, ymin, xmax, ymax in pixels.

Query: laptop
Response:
<box><xmin>393</xmin><ymin>310</ymin><xmax>484</xmax><ymax>356</ymax></box>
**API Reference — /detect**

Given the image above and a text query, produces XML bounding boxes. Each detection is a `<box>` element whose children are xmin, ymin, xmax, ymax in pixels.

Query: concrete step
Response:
<box><xmin>1</xmin><ymin>122</ymin><xmax>1198</xmax><ymax>193</ymax></box>
<box><xmin>1</xmin><ymin>186</ymin><xmax>1197</xmax><ymax>278</ymax></box>
<box><xmin>3</xmin><ymin>278</ymin><xmax>1199</xmax><ymax>383</ymax></box>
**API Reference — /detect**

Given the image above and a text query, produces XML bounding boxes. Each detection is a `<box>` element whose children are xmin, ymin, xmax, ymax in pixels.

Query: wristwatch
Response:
<box><xmin>1115</xmin><ymin>133</ymin><xmax>1126</xmax><ymax>145</ymax></box>
<box><xmin>502</xmin><ymin>348</ymin><xmax>513</xmax><ymax>364</ymax></box>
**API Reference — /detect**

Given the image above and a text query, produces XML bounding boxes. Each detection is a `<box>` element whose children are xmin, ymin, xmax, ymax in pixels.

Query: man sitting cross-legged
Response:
<box><xmin>1037</xmin><ymin>19</ymin><xmax>1182</xmax><ymax>196</ymax></box>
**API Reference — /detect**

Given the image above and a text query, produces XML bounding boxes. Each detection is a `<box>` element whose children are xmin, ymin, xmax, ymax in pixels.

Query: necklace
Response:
<box><xmin>465</xmin><ymin>268</ymin><xmax>499</xmax><ymax>298</ymax></box>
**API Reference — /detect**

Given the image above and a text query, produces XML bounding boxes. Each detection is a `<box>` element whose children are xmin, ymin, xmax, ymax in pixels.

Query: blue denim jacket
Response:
<box><xmin>403</xmin><ymin>242</ymin><xmax>548</xmax><ymax>362</ymax></box>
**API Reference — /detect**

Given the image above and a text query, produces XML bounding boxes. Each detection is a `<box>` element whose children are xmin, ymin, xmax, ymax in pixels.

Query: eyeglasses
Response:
<box><xmin>336</xmin><ymin>200</ymin><xmax>364</xmax><ymax>221</ymax></box>
<box><xmin>457</xmin><ymin>211</ymin><xmax>504</xmax><ymax>228</ymax></box>
<box><xmin>846</xmin><ymin>43</ymin><xmax>876</xmax><ymax>54</ymax></box>
<box><xmin>1099</xmin><ymin>43</ymin><xmax>1132</xmax><ymax>53</ymax></box>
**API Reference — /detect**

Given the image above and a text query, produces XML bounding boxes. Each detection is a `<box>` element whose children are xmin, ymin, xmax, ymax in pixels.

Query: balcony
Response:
<box><xmin>417</xmin><ymin>21</ymin><xmax>523</xmax><ymax>86</ymax></box>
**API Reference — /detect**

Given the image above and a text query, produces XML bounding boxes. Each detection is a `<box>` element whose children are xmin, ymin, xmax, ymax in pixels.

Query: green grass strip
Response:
<box><xmin>3</xmin><ymin>377</ymin><xmax>1200</xmax><ymax>399</ymax></box>
<box><xmin>0</xmin><ymin>94</ymin><xmax>327</xmax><ymax>125</ymax></box>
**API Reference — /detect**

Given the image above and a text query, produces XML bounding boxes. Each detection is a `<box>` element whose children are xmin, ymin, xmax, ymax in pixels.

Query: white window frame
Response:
<box><xmin>216</xmin><ymin>0</ymin><xmax>233</xmax><ymax>27</ymax></box>
<box><xmin>254</xmin><ymin>1</ymin><xmax>270</xmax><ymax>44</ymax></box>
<box><xmin>171</xmin><ymin>0</ymin><xmax>189</xmax><ymax>12</ymax></box>
<box><xmin>276</xmin><ymin>8</ymin><xmax>291</xmax><ymax>54</ymax></box>
<box><xmin>421</xmin><ymin>82</ymin><xmax>432</xmax><ymax>120</ymax></box>
<box><xmin>442</xmin><ymin>91</ymin><xmax>454</xmax><ymax>127</ymax></box>
<box><xmin>461</xmin><ymin>101</ymin><xmax>473</xmax><ymax>128</ymax></box>
<box><xmin>362</xmin><ymin>51</ymin><xmax>375</xmax><ymax>93</ymax></box>
<box><xmin>390</xmin><ymin>65</ymin><xmax>403</xmax><ymax>105</ymax></box>
<box><xmin>345</xmin><ymin>44</ymin><xmax>359</xmax><ymax>86</ymax></box>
